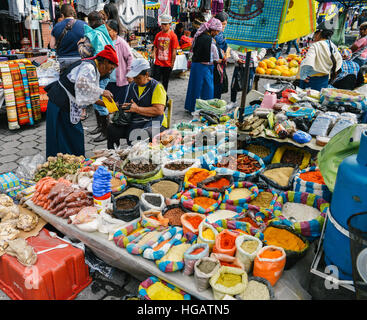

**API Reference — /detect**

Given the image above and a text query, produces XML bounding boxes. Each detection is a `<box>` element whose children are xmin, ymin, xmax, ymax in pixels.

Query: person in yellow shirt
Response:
<box><xmin>107</xmin><ymin>58</ymin><xmax>168</xmax><ymax>148</ymax></box>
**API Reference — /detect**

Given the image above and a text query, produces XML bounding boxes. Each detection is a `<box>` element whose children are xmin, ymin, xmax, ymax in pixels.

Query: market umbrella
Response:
<box><xmin>224</xmin><ymin>0</ymin><xmax>317</xmax><ymax>121</ymax></box>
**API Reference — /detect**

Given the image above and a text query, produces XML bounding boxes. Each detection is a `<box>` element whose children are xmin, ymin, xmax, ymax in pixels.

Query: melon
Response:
<box><xmin>289</xmin><ymin>60</ymin><xmax>299</xmax><ymax>68</ymax></box>
<box><xmin>256</xmin><ymin>67</ymin><xmax>266</xmax><ymax>74</ymax></box>
<box><xmin>271</xmin><ymin>69</ymin><xmax>281</xmax><ymax>76</ymax></box>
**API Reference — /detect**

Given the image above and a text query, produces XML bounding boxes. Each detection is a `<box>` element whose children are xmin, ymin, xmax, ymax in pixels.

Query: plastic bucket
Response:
<box><xmin>93</xmin><ymin>192</ymin><xmax>111</xmax><ymax>214</ymax></box>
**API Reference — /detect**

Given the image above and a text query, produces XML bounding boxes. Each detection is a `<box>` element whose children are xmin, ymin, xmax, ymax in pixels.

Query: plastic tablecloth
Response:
<box><xmin>25</xmin><ymin>199</ymin><xmax>312</xmax><ymax>300</ymax></box>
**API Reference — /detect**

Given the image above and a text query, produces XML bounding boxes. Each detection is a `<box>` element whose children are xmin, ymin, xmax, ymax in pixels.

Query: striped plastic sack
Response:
<box><xmin>110</xmin><ymin>171</ymin><xmax>127</xmax><ymax>194</ymax></box>
<box><xmin>142</xmin><ymin>226</ymin><xmax>184</xmax><ymax>260</ymax></box>
<box><xmin>183</xmin><ymin>243</ymin><xmax>210</xmax><ymax>276</ymax></box>
<box><xmin>271</xmin><ymin>191</ymin><xmax>330</xmax><ymax>241</ymax></box>
<box><xmin>210</xmin><ymin>218</ymin><xmax>264</xmax><ymax>240</ymax></box>
<box><xmin>183</xmin><ymin>168</ymin><xmax>217</xmax><ymax>190</ymax></box>
<box><xmin>180</xmin><ymin>188</ymin><xmax>222</xmax><ymax>214</ymax></box>
<box><xmin>320</xmin><ymin>88</ymin><xmax>365</xmax><ymax>104</ymax></box>
<box><xmin>138</xmin><ymin>276</ymin><xmax>191</xmax><ymax>300</ymax></box>
<box><xmin>126</xmin><ymin>227</ymin><xmax>169</xmax><ymax>255</ymax></box>
<box><xmin>141</xmin><ymin>210</ymin><xmax>170</xmax><ymax>228</ymax></box>
<box><xmin>223</xmin><ymin>181</ymin><xmax>259</xmax><ymax>206</ymax></box>
<box><xmin>208</xmin><ymin>150</ymin><xmax>265</xmax><ymax>181</ymax></box>
<box><xmin>247</xmin><ymin>188</ymin><xmax>279</xmax><ymax>215</ymax></box>
<box><xmin>113</xmin><ymin>219</ymin><xmax>156</xmax><ymax>249</ymax></box>
<box><xmin>156</xmin><ymin>242</ymin><xmax>192</xmax><ymax>273</ymax></box>
<box><xmin>169</xmin><ymin>146</ymin><xmax>218</xmax><ymax>170</ymax></box>
<box><xmin>293</xmin><ymin>166</ymin><xmax>332</xmax><ymax>202</ymax></box>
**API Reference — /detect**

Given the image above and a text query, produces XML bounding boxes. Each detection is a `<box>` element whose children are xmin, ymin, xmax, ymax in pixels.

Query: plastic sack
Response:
<box><xmin>180</xmin><ymin>189</ymin><xmax>222</xmax><ymax>214</ymax></box>
<box><xmin>197</xmin><ymin>174</ymin><xmax>234</xmax><ymax>194</ymax></box>
<box><xmin>236</xmin><ymin>276</ymin><xmax>275</xmax><ymax>300</ymax></box>
<box><xmin>223</xmin><ymin>181</ymin><xmax>259</xmax><ymax>206</ymax></box>
<box><xmin>126</xmin><ymin>228</ymin><xmax>168</xmax><ymax>256</ymax></box>
<box><xmin>292</xmin><ymin>131</ymin><xmax>312</xmax><ymax>144</ymax></box>
<box><xmin>97</xmin><ymin>212</ymin><xmax>131</xmax><ymax>240</ymax></box>
<box><xmin>183</xmin><ymin>243</ymin><xmax>210</xmax><ymax>276</ymax></box>
<box><xmin>308</xmin><ymin>114</ymin><xmax>333</xmax><ymax>137</ymax></box>
<box><xmin>15</xmin><ymin>154</ymin><xmax>45</xmax><ymax>180</ymax></box>
<box><xmin>112</xmin><ymin>194</ymin><xmax>141</xmax><ymax>222</ymax></box>
<box><xmin>197</xmin><ymin>220</ymin><xmax>219</xmax><ymax>250</ymax></box>
<box><xmin>156</xmin><ymin>242</ymin><xmax>192</xmax><ymax>273</ymax></box>
<box><xmin>149</xmin><ymin>177</ymin><xmax>183</xmax><ymax>200</ymax></box>
<box><xmin>141</xmin><ymin>210</ymin><xmax>169</xmax><ymax>228</ymax></box>
<box><xmin>212</xmin><ymin>229</ymin><xmax>239</xmax><ymax>257</ymax></box>
<box><xmin>253</xmin><ymin>245</ymin><xmax>286</xmax><ymax>286</ymax></box>
<box><xmin>320</xmin><ymin>88</ymin><xmax>365</xmax><ymax>103</ymax></box>
<box><xmin>195</xmin><ymin>98</ymin><xmax>227</xmax><ymax>116</ymax></box>
<box><xmin>180</xmin><ymin>212</ymin><xmax>206</xmax><ymax>236</ymax></box>
<box><xmin>244</xmin><ymin>139</ymin><xmax>278</xmax><ymax>165</ymax></box>
<box><xmin>184</xmin><ymin>168</ymin><xmax>216</xmax><ymax>189</ymax></box>
<box><xmin>140</xmin><ymin>193</ymin><xmax>165</xmax><ymax>213</ymax></box>
<box><xmin>162</xmin><ymin>158</ymin><xmax>201</xmax><ymax>178</ymax></box>
<box><xmin>318</xmin><ymin>124</ymin><xmax>366</xmax><ymax>192</ymax></box>
<box><xmin>209</xmin><ymin>266</ymin><xmax>248</xmax><ymax>300</ymax></box>
<box><xmin>259</xmin><ymin>163</ymin><xmax>299</xmax><ymax>191</ymax></box>
<box><xmin>293</xmin><ymin>166</ymin><xmax>332</xmax><ymax>202</ymax></box>
<box><xmin>114</xmin><ymin>183</ymin><xmax>151</xmax><ymax>200</ymax></box>
<box><xmin>194</xmin><ymin>257</ymin><xmax>221</xmax><ymax>292</ymax></box>
<box><xmin>271</xmin><ymin>145</ymin><xmax>311</xmax><ymax>170</ymax></box>
<box><xmin>235</xmin><ymin>234</ymin><xmax>263</xmax><ymax>273</ymax></box>
<box><xmin>152</xmin><ymin>129</ymin><xmax>182</xmax><ymax>149</ymax></box>
<box><xmin>328</xmin><ymin>118</ymin><xmax>356</xmax><ymax>138</ymax></box>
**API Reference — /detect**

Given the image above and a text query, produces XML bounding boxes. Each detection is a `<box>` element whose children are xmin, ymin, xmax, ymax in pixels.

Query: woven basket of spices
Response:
<box><xmin>271</xmin><ymin>191</ymin><xmax>330</xmax><ymax>241</ymax></box>
<box><xmin>262</xmin><ymin>223</ymin><xmax>310</xmax><ymax>270</ymax></box>
<box><xmin>223</xmin><ymin>181</ymin><xmax>259</xmax><ymax>206</ymax></box>
<box><xmin>197</xmin><ymin>174</ymin><xmax>234</xmax><ymax>194</ymax></box>
<box><xmin>259</xmin><ymin>163</ymin><xmax>299</xmax><ymax>191</ymax></box>
<box><xmin>248</xmin><ymin>188</ymin><xmax>279</xmax><ymax>216</ymax></box>
<box><xmin>180</xmin><ymin>188</ymin><xmax>222</xmax><ymax>214</ymax></box>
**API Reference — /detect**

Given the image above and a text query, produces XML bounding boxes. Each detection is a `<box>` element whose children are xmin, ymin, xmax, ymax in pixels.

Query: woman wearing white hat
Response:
<box><xmin>106</xmin><ymin>58</ymin><xmax>168</xmax><ymax>148</ymax></box>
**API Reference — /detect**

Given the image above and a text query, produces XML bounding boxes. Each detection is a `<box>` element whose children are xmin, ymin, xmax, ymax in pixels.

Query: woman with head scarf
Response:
<box><xmin>184</xmin><ymin>17</ymin><xmax>223</xmax><ymax>114</ymax></box>
<box><xmin>300</xmin><ymin>24</ymin><xmax>342</xmax><ymax>91</ymax></box>
<box><xmin>45</xmin><ymin>45</ymin><xmax>118</xmax><ymax>157</ymax></box>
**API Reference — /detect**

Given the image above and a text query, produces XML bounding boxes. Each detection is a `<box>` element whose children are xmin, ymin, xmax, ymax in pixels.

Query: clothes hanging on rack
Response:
<box><xmin>117</xmin><ymin>0</ymin><xmax>144</xmax><ymax>30</ymax></box>
<box><xmin>76</xmin><ymin>0</ymin><xmax>105</xmax><ymax>15</ymax></box>
<box><xmin>211</xmin><ymin>0</ymin><xmax>223</xmax><ymax>16</ymax></box>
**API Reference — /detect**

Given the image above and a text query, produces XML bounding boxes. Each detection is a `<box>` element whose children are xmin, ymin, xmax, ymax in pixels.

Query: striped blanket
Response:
<box><xmin>9</xmin><ymin>62</ymin><xmax>30</xmax><ymax>125</ymax></box>
<box><xmin>25</xmin><ymin>64</ymin><xmax>41</xmax><ymax>122</ymax></box>
<box><xmin>18</xmin><ymin>62</ymin><xmax>34</xmax><ymax>125</ymax></box>
<box><xmin>0</xmin><ymin>63</ymin><xmax>20</xmax><ymax>130</ymax></box>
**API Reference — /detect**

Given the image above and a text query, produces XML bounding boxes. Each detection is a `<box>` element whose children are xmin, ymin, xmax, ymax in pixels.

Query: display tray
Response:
<box><xmin>254</xmin><ymin>74</ymin><xmax>297</xmax><ymax>81</ymax></box>
<box><xmin>237</xmin><ymin>130</ymin><xmax>323</xmax><ymax>152</ymax></box>
<box><xmin>25</xmin><ymin>199</ymin><xmax>313</xmax><ymax>300</ymax></box>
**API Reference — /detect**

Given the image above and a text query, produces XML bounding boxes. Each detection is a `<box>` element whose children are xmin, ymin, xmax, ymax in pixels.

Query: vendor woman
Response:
<box><xmin>299</xmin><ymin>24</ymin><xmax>342</xmax><ymax>91</ymax></box>
<box><xmin>45</xmin><ymin>45</ymin><xmax>118</xmax><ymax>157</ymax></box>
<box><xmin>106</xmin><ymin>58</ymin><xmax>167</xmax><ymax>149</ymax></box>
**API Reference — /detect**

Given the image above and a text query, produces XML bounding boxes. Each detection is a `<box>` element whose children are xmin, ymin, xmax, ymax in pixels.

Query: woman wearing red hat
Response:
<box><xmin>45</xmin><ymin>45</ymin><xmax>118</xmax><ymax>157</ymax></box>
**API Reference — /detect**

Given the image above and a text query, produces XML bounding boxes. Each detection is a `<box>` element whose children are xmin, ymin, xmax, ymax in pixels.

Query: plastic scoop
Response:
<box><xmin>36</xmin><ymin>244</ymin><xmax>69</xmax><ymax>255</ymax></box>
<box><xmin>102</xmin><ymin>96</ymin><xmax>119</xmax><ymax>113</ymax></box>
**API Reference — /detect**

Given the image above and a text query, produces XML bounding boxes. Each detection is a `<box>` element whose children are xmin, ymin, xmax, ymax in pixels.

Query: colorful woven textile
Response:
<box><xmin>9</xmin><ymin>62</ymin><xmax>29</xmax><ymax>125</ymax></box>
<box><xmin>0</xmin><ymin>63</ymin><xmax>20</xmax><ymax>130</ymax></box>
<box><xmin>18</xmin><ymin>62</ymin><xmax>34</xmax><ymax>125</ymax></box>
<box><xmin>25</xmin><ymin>64</ymin><xmax>41</xmax><ymax>122</ymax></box>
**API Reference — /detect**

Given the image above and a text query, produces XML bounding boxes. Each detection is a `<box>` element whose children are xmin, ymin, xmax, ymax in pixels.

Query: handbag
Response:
<box><xmin>232</xmin><ymin>64</ymin><xmax>245</xmax><ymax>92</ymax></box>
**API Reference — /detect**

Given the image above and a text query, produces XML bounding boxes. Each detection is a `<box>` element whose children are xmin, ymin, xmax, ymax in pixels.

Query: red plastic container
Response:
<box><xmin>0</xmin><ymin>229</ymin><xmax>92</xmax><ymax>300</ymax></box>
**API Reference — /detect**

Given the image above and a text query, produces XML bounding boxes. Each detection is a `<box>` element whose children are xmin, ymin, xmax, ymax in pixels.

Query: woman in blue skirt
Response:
<box><xmin>45</xmin><ymin>45</ymin><xmax>118</xmax><ymax>158</ymax></box>
<box><xmin>184</xmin><ymin>17</ymin><xmax>223</xmax><ymax>114</ymax></box>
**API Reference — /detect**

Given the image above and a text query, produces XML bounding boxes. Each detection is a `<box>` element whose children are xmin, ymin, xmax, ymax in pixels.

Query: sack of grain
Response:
<box><xmin>149</xmin><ymin>177</ymin><xmax>183</xmax><ymax>200</ymax></box>
<box><xmin>141</xmin><ymin>210</ymin><xmax>169</xmax><ymax>228</ymax></box>
<box><xmin>259</xmin><ymin>163</ymin><xmax>299</xmax><ymax>191</ymax></box>
<box><xmin>140</xmin><ymin>193</ymin><xmax>166</xmax><ymax>213</ymax></box>
<box><xmin>194</xmin><ymin>257</ymin><xmax>221</xmax><ymax>292</ymax></box>
<box><xmin>235</xmin><ymin>234</ymin><xmax>263</xmax><ymax>273</ymax></box>
<box><xmin>236</xmin><ymin>276</ymin><xmax>275</xmax><ymax>300</ymax></box>
<box><xmin>197</xmin><ymin>220</ymin><xmax>218</xmax><ymax>250</ymax></box>
<box><xmin>183</xmin><ymin>243</ymin><xmax>209</xmax><ymax>276</ymax></box>
<box><xmin>162</xmin><ymin>159</ymin><xmax>201</xmax><ymax>178</ymax></box>
<box><xmin>209</xmin><ymin>266</ymin><xmax>248</xmax><ymax>300</ymax></box>
<box><xmin>210</xmin><ymin>252</ymin><xmax>245</xmax><ymax>270</ymax></box>
<box><xmin>223</xmin><ymin>181</ymin><xmax>259</xmax><ymax>206</ymax></box>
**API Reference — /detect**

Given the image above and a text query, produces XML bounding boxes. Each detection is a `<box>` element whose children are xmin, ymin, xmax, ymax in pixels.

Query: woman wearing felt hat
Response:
<box><xmin>45</xmin><ymin>44</ymin><xmax>118</xmax><ymax>157</ymax></box>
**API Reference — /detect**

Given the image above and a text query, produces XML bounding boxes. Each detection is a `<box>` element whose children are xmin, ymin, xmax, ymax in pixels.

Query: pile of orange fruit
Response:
<box><xmin>256</xmin><ymin>54</ymin><xmax>302</xmax><ymax>77</ymax></box>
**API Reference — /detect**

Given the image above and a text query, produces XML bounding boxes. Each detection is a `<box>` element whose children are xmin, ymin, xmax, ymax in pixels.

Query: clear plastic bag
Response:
<box><xmin>328</xmin><ymin>118</ymin><xmax>356</xmax><ymax>138</ymax></box>
<box><xmin>308</xmin><ymin>114</ymin><xmax>333</xmax><ymax>137</ymax></box>
<box><xmin>15</xmin><ymin>154</ymin><xmax>45</xmax><ymax>180</ymax></box>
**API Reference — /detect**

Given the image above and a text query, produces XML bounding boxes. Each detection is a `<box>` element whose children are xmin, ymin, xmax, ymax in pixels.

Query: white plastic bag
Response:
<box><xmin>140</xmin><ymin>193</ymin><xmax>165</xmax><ymax>213</ymax></box>
<box><xmin>194</xmin><ymin>256</ymin><xmax>221</xmax><ymax>292</ymax></box>
<box><xmin>235</xmin><ymin>235</ymin><xmax>263</xmax><ymax>273</ymax></box>
<box><xmin>162</xmin><ymin>158</ymin><xmax>201</xmax><ymax>177</ymax></box>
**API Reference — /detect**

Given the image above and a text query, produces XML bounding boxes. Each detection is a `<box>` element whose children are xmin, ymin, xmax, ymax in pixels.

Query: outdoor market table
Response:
<box><xmin>25</xmin><ymin>199</ymin><xmax>313</xmax><ymax>300</ymax></box>
<box><xmin>253</xmin><ymin>74</ymin><xmax>297</xmax><ymax>91</ymax></box>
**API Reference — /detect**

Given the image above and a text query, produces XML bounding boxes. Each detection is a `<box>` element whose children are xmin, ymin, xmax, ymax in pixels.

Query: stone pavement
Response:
<box><xmin>0</xmin><ymin>66</ymin><xmax>237</xmax><ymax>300</ymax></box>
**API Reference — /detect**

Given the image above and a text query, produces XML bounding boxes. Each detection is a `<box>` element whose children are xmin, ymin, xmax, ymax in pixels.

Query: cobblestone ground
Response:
<box><xmin>0</xmin><ymin>66</ymin><xmax>237</xmax><ymax>300</ymax></box>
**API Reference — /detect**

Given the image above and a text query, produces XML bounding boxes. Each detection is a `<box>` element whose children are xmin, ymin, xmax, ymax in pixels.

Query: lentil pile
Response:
<box><xmin>280</xmin><ymin>149</ymin><xmax>304</xmax><ymax>166</ymax></box>
<box><xmin>215</xmin><ymin>154</ymin><xmax>261</xmax><ymax>174</ymax></box>
<box><xmin>151</xmin><ymin>180</ymin><xmax>179</xmax><ymax>199</ymax></box>
<box><xmin>263</xmin><ymin>167</ymin><xmax>294</xmax><ymax>187</ymax></box>
<box><xmin>116</xmin><ymin>198</ymin><xmax>137</xmax><ymax>210</ymax></box>
<box><xmin>245</xmin><ymin>145</ymin><xmax>271</xmax><ymax>158</ymax></box>
<box><xmin>228</xmin><ymin>188</ymin><xmax>252</xmax><ymax>201</ymax></box>
<box><xmin>164</xmin><ymin>161</ymin><xmax>194</xmax><ymax>171</ymax></box>
<box><xmin>164</xmin><ymin>207</ymin><xmax>186</xmax><ymax>226</ymax></box>
<box><xmin>249</xmin><ymin>191</ymin><xmax>274</xmax><ymax>208</ymax></box>
<box><xmin>281</xmin><ymin>202</ymin><xmax>321</xmax><ymax>222</ymax></box>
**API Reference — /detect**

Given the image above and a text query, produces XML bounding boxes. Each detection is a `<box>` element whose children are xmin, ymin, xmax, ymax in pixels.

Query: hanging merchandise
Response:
<box><xmin>117</xmin><ymin>0</ymin><xmax>144</xmax><ymax>30</ymax></box>
<box><xmin>77</xmin><ymin>0</ymin><xmax>105</xmax><ymax>15</ymax></box>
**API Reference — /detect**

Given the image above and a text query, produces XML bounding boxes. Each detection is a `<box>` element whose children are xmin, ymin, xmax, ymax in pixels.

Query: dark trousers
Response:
<box><xmin>105</xmin><ymin>82</ymin><xmax>128</xmax><ymax>104</ymax></box>
<box><xmin>107</xmin><ymin>121</ymin><xmax>164</xmax><ymax>149</ymax></box>
<box><xmin>152</xmin><ymin>64</ymin><xmax>172</xmax><ymax>91</ymax></box>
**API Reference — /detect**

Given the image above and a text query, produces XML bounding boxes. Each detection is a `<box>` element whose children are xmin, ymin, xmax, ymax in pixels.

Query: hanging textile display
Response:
<box><xmin>117</xmin><ymin>0</ymin><xmax>144</xmax><ymax>30</ymax></box>
<box><xmin>277</xmin><ymin>0</ymin><xmax>317</xmax><ymax>45</ymax></box>
<box><xmin>9</xmin><ymin>63</ymin><xmax>30</xmax><ymax>126</ymax></box>
<box><xmin>77</xmin><ymin>0</ymin><xmax>105</xmax><ymax>15</ymax></box>
<box><xmin>0</xmin><ymin>64</ymin><xmax>20</xmax><ymax>130</ymax></box>
<box><xmin>159</xmin><ymin>0</ymin><xmax>171</xmax><ymax>18</ymax></box>
<box><xmin>25</xmin><ymin>64</ymin><xmax>42</xmax><ymax>122</ymax></box>
<box><xmin>18</xmin><ymin>62</ymin><xmax>34</xmax><ymax>125</ymax></box>
<box><xmin>224</xmin><ymin>0</ymin><xmax>291</xmax><ymax>49</ymax></box>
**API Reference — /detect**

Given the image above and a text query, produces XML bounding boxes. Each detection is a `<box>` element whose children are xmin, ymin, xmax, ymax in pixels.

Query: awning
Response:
<box><xmin>145</xmin><ymin>1</ymin><xmax>160</xmax><ymax>10</ymax></box>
